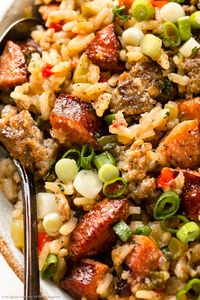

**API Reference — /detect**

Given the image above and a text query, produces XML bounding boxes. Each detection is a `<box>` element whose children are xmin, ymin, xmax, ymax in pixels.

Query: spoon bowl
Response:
<box><xmin>0</xmin><ymin>6</ymin><xmax>42</xmax><ymax>298</ymax></box>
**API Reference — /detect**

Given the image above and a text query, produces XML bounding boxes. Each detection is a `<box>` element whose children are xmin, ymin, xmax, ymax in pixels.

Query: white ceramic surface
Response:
<box><xmin>0</xmin><ymin>1</ymin><xmax>70</xmax><ymax>299</ymax></box>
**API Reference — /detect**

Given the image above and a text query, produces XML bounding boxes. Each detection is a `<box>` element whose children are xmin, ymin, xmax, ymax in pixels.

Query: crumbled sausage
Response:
<box><xmin>61</xmin><ymin>259</ymin><xmax>109</xmax><ymax>300</ymax></box>
<box><xmin>181</xmin><ymin>50</ymin><xmax>200</xmax><ymax>94</ymax></box>
<box><xmin>86</xmin><ymin>24</ymin><xmax>121</xmax><ymax>72</ymax></box>
<box><xmin>50</xmin><ymin>94</ymin><xmax>101</xmax><ymax>148</ymax></box>
<box><xmin>69</xmin><ymin>198</ymin><xmax>129</xmax><ymax>259</ymax></box>
<box><xmin>0</xmin><ymin>105</ymin><xmax>58</xmax><ymax>177</ymax></box>
<box><xmin>110</xmin><ymin>60</ymin><xmax>177</xmax><ymax>115</ymax></box>
<box><xmin>156</xmin><ymin>120</ymin><xmax>200</xmax><ymax>169</ymax></box>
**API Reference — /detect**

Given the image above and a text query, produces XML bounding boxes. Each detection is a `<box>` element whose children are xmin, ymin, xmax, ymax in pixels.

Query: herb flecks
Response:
<box><xmin>112</xmin><ymin>6</ymin><xmax>131</xmax><ymax>22</ymax></box>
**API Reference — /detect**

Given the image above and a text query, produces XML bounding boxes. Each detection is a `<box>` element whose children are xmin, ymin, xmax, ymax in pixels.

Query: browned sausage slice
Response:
<box><xmin>178</xmin><ymin>97</ymin><xmax>200</xmax><ymax>122</ymax></box>
<box><xmin>86</xmin><ymin>24</ymin><xmax>121</xmax><ymax>72</ymax></box>
<box><xmin>69</xmin><ymin>198</ymin><xmax>129</xmax><ymax>259</ymax></box>
<box><xmin>0</xmin><ymin>41</ymin><xmax>27</xmax><ymax>90</ymax></box>
<box><xmin>61</xmin><ymin>259</ymin><xmax>109</xmax><ymax>300</ymax></box>
<box><xmin>125</xmin><ymin>235</ymin><xmax>163</xmax><ymax>283</ymax></box>
<box><xmin>156</xmin><ymin>120</ymin><xmax>200</xmax><ymax>169</ymax></box>
<box><xmin>50</xmin><ymin>94</ymin><xmax>100</xmax><ymax>147</ymax></box>
<box><xmin>180</xmin><ymin>170</ymin><xmax>200</xmax><ymax>221</ymax></box>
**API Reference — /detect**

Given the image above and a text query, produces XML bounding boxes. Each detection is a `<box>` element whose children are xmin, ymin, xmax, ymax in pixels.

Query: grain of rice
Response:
<box><xmin>67</xmin><ymin>34</ymin><xmax>95</xmax><ymax>55</ymax></box>
<box><xmin>72</xmin><ymin>82</ymin><xmax>108</xmax><ymax>101</ymax></box>
<box><xmin>97</xmin><ymin>273</ymin><xmax>113</xmax><ymax>298</ymax></box>
<box><xmin>45</xmin><ymin>181</ymin><xmax>74</xmax><ymax>195</ymax></box>
<box><xmin>135</xmin><ymin>290</ymin><xmax>162</xmax><ymax>299</ymax></box>
<box><xmin>56</xmin><ymin>193</ymin><xmax>71</xmax><ymax>221</ymax></box>
<box><xmin>39</xmin><ymin>242</ymin><xmax>50</xmax><ymax>271</ymax></box>
<box><xmin>168</xmin><ymin>73</ymin><xmax>190</xmax><ymax>86</ymax></box>
<box><xmin>59</xmin><ymin>215</ymin><xmax>77</xmax><ymax>235</ymax></box>
<box><xmin>112</xmin><ymin>244</ymin><xmax>135</xmax><ymax>267</ymax></box>
<box><xmin>93</xmin><ymin>93</ymin><xmax>111</xmax><ymax>117</ymax></box>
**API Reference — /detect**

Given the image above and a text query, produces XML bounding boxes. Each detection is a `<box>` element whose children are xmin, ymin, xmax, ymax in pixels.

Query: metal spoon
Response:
<box><xmin>0</xmin><ymin>7</ymin><xmax>42</xmax><ymax>299</ymax></box>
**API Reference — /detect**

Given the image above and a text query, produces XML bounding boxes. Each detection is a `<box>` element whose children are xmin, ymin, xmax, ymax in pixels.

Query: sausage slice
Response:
<box><xmin>86</xmin><ymin>24</ymin><xmax>121</xmax><ymax>71</ymax></box>
<box><xmin>178</xmin><ymin>97</ymin><xmax>200</xmax><ymax>122</ymax></box>
<box><xmin>69</xmin><ymin>198</ymin><xmax>129</xmax><ymax>259</ymax></box>
<box><xmin>61</xmin><ymin>259</ymin><xmax>109</xmax><ymax>300</ymax></box>
<box><xmin>0</xmin><ymin>40</ymin><xmax>38</xmax><ymax>91</ymax></box>
<box><xmin>156</xmin><ymin>120</ymin><xmax>200</xmax><ymax>169</ymax></box>
<box><xmin>50</xmin><ymin>94</ymin><xmax>100</xmax><ymax>147</ymax></box>
<box><xmin>180</xmin><ymin>170</ymin><xmax>200</xmax><ymax>221</ymax></box>
<box><xmin>125</xmin><ymin>235</ymin><xmax>163</xmax><ymax>283</ymax></box>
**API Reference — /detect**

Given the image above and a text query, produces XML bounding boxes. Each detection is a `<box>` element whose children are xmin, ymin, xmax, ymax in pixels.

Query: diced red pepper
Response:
<box><xmin>48</xmin><ymin>22</ymin><xmax>63</xmax><ymax>32</ymax></box>
<box><xmin>42</xmin><ymin>63</ymin><xmax>54</xmax><ymax>78</ymax></box>
<box><xmin>119</xmin><ymin>0</ymin><xmax>133</xmax><ymax>11</ymax></box>
<box><xmin>38</xmin><ymin>232</ymin><xmax>51</xmax><ymax>253</ymax></box>
<box><xmin>151</xmin><ymin>0</ymin><xmax>168</xmax><ymax>8</ymax></box>
<box><xmin>157</xmin><ymin>167</ymin><xmax>175</xmax><ymax>189</ymax></box>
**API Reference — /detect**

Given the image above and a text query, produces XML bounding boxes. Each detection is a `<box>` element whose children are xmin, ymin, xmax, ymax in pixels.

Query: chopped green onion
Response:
<box><xmin>98</xmin><ymin>163</ymin><xmax>119</xmax><ymax>183</ymax></box>
<box><xmin>62</xmin><ymin>148</ymin><xmax>81</xmax><ymax>162</ymax></box>
<box><xmin>36</xmin><ymin>193</ymin><xmax>58</xmax><ymax>219</ymax></box>
<box><xmin>179</xmin><ymin>37</ymin><xmax>200</xmax><ymax>57</ymax></box>
<box><xmin>113</xmin><ymin>220</ymin><xmax>133</xmax><ymax>242</ymax></box>
<box><xmin>170</xmin><ymin>0</ymin><xmax>185</xmax><ymax>3</ymax></box>
<box><xmin>162</xmin><ymin>22</ymin><xmax>181</xmax><ymax>48</ymax></box>
<box><xmin>43</xmin><ymin>212</ymin><xmax>62</xmax><ymax>235</ymax></box>
<box><xmin>80</xmin><ymin>145</ymin><xmax>95</xmax><ymax>169</ymax></box>
<box><xmin>161</xmin><ymin>215</ymin><xmax>189</xmax><ymax>234</ymax></box>
<box><xmin>153</xmin><ymin>191</ymin><xmax>181</xmax><ymax>220</ymax></box>
<box><xmin>160</xmin><ymin>3</ymin><xmax>185</xmax><ymax>23</ymax></box>
<box><xmin>176</xmin><ymin>221</ymin><xmax>200</xmax><ymax>244</ymax></box>
<box><xmin>140</xmin><ymin>34</ymin><xmax>162</xmax><ymax>59</ymax></box>
<box><xmin>74</xmin><ymin>170</ymin><xmax>102</xmax><ymax>199</ymax></box>
<box><xmin>112</xmin><ymin>6</ymin><xmax>131</xmax><ymax>22</ymax></box>
<box><xmin>40</xmin><ymin>253</ymin><xmax>58</xmax><ymax>279</ymax></box>
<box><xmin>134</xmin><ymin>225</ymin><xmax>151</xmax><ymax>236</ymax></box>
<box><xmin>190</xmin><ymin>11</ymin><xmax>200</xmax><ymax>29</ymax></box>
<box><xmin>73</xmin><ymin>53</ymin><xmax>90</xmax><ymax>83</ymax></box>
<box><xmin>98</xmin><ymin>135</ymin><xmax>118</xmax><ymax>151</ymax></box>
<box><xmin>131</xmin><ymin>0</ymin><xmax>155</xmax><ymax>22</ymax></box>
<box><xmin>103</xmin><ymin>177</ymin><xmax>127</xmax><ymax>198</ymax></box>
<box><xmin>55</xmin><ymin>158</ymin><xmax>78</xmax><ymax>183</ymax></box>
<box><xmin>93</xmin><ymin>151</ymin><xmax>116</xmax><ymax>170</ymax></box>
<box><xmin>177</xmin><ymin>16</ymin><xmax>191</xmax><ymax>41</ymax></box>
<box><xmin>104</xmin><ymin>114</ymin><xmax>116</xmax><ymax>126</ymax></box>
<box><xmin>168</xmin><ymin>237</ymin><xmax>185</xmax><ymax>259</ymax></box>
<box><xmin>176</xmin><ymin>278</ymin><xmax>200</xmax><ymax>300</ymax></box>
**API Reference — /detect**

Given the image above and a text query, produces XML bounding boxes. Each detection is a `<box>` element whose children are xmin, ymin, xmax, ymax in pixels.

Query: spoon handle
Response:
<box><xmin>14</xmin><ymin>160</ymin><xmax>40</xmax><ymax>299</ymax></box>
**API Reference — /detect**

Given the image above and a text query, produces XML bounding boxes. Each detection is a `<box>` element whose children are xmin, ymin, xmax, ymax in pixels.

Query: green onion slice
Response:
<box><xmin>80</xmin><ymin>145</ymin><xmax>95</xmax><ymax>170</ymax></box>
<box><xmin>153</xmin><ymin>191</ymin><xmax>181</xmax><ymax>220</ymax></box>
<box><xmin>40</xmin><ymin>253</ymin><xmax>58</xmax><ymax>279</ymax></box>
<box><xmin>104</xmin><ymin>114</ymin><xmax>116</xmax><ymax>126</ymax></box>
<box><xmin>98</xmin><ymin>135</ymin><xmax>118</xmax><ymax>151</ymax></box>
<box><xmin>134</xmin><ymin>225</ymin><xmax>151</xmax><ymax>236</ymax></box>
<box><xmin>177</xmin><ymin>16</ymin><xmax>191</xmax><ymax>41</ymax></box>
<box><xmin>131</xmin><ymin>0</ymin><xmax>155</xmax><ymax>22</ymax></box>
<box><xmin>98</xmin><ymin>163</ymin><xmax>119</xmax><ymax>183</ymax></box>
<box><xmin>103</xmin><ymin>177</ymin><xmax>127</xmax><ymax>198</ymax></box>
<box><xmin>161</xmin><ymin>215</ymin><xmax>189</xmax><ymax>234</ymax></box>
<box><xmin>162</xmin><ymin>21</ymin><xmax>181</xmax><ymax>48</ymax></box>
<box><xmin>113</xmin><ymin>220</ymin><xmax>133</xmax><ymax>242</ymax></box>
<box><xmin>190</xmin><ymin>11</ymin><xmax>200</xmax><ymax>29</ymax></box>
<box><xmin>62</xmin><ymin>148</ymin><xmax>81</xmax><ymax>162</ymax></box>
<box><xmin>93</xmin><ymin>151</ymin><xmax>116</xmax><ymax>170</ymax></box>
<box><xmin>176</xmin><ymin>221</ymin><xmax>200</xmax><ymax>244</ymax></box>
<box><xmin>176</xmin><ymin>278</ymin><xmax>200</xmax><ymax>300</ymax></box>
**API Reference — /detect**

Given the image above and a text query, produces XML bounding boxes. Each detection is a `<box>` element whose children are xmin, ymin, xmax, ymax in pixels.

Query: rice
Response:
<box><xmin>0</xmin><ymin>0</ymin><xmax>199</xmax><ymax>298</ymax></box>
